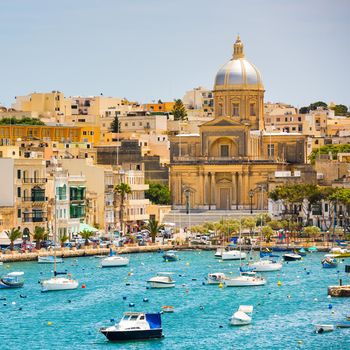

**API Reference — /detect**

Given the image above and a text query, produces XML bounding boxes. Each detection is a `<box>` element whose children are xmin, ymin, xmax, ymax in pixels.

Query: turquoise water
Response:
<box><xmin>0</xmin><ymin>251</ymin><xmax>349</xmax><ymax>350</ymax></box>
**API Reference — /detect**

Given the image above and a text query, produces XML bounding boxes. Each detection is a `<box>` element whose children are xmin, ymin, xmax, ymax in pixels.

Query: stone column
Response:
<box><xmin>210</xmin><ymin>172</ymin><xmax>216</xmax><ymax>209</ymax></box>
<box><xmin>232</xmin><ymin>172</ymin><xmax>237</xmax><ymax>210</ymax></box>
<box><xmin>204</xmin><ymin>172</ymin><xmax>210</xmax><ymax>208</ymax></box>
<box><xmin>238</xmin><ymin>172</ymin><xmax>243</xmax><ymax>209</ymax></box>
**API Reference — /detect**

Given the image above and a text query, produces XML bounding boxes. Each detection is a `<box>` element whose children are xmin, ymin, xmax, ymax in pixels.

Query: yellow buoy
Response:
<box><xmin>219</xmin><ymin>283</ymin><xmax>223</xmax><ymax>289</ymax></box>
<box><xmin>277</xmin><ymin>281</ymin><xmax>282</xmax><ymax>286</ymax></box>
<box><xmin>47</xmin><ymin>322</ymin><xmax>53</xmax><ymax>326</ymax></box>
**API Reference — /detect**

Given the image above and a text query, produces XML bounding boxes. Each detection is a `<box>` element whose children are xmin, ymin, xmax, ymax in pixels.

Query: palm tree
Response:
<box><xmin>114</xmin><ymin>183</ymin><xmax>132</xmax><ymax>234</ymax></box>
<box><xmin>145</xmin><ymin>218</ymin><xmax>163</xmax><ymax>243</ymax></box>
<box><xmin>33</xmin><ymin>226</ymin><xmax>47</xmax><ymax>250</ymax></box>
<box><xmin>7</xmin><ymin>228</ymin><xmax>22</xmax><ymax>251</ymax></box>
<box><xmin>80</xmin><ymin>229</ymin><xmax>94</xmax><ymax>246</ymax></box>
<box><xmin>60</xmin><ymin>234</ymin><xmax>69</xmax><ymax>248</ymax></box>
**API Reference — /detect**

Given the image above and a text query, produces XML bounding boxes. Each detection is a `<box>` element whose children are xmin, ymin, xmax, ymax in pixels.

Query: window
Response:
<box><xmin>220</xmin><ymin>145</ymin><xmax>229</xmax><ymax>157</ymax></box>
<box><xmin>298</xmin><ymin>117</ymin><xmax>301</xmax><ymax>122</ymax></box>
<box><xmin>17</xmin><ymin>169</ymin><xmax>21</xmax><ymax>179</ymax></box>
<box><xmin>267</xmin><ymin>144</ymin><xmax>275</xmax><ymax>157</ymax></box>
<box><xmin>139</xmin><ymin>122</ymin><xmax>142</xmax><ymax>126</ymax></box>
<box><xmin>125</xmin><ymin>123</ymin><xmax>128</xmax><ymax>127</ymax></box>
<box><xmin>132</xmin><ymin>122</ymin><xmax>135</xmax><ymax>126</ymax></box>
<box><xmin>276</xmin><ymin>118</ymin><xmax>280</xmax><ymax>122</ymax></box>
<box><xmin>285</xmin><ymin>117</ymin><xmax>288</xmax><ymax>122</ymax></box>
<box><xmin>17</xmin><ymin>209</ymin><xmax>21</xmax><ymax>218</ymax></box>
<box><xmin>218</xmin><ymin>103</ymin><xmax>223</xmax><ymax>116</ymax></box>
<box><xmin>83</xmin><ymin>131</ymin><xmax>87</xmax><ymax>135</ymax></box>
<box><xmin>249</xmin><ymin>103</ymin><xmax>256</xmax><ymax>116</ymax></box>
<box><xmin>325</xmin><ymin>203</ymin><xmax>328</xmax><ymax>212</ymax></box>
<box><xmin>17</xmin><ymin>187</ymin><xmax>21</xmax><ymax>198</ymax></box>
<box><xmin>232</xmin><ymin>103</ymin><xmax>239</xmax><ymax>117</ymax></box>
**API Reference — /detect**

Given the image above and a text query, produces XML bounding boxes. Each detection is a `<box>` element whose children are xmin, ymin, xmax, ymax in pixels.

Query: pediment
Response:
<box><xmin>201</xmin><ymin>116</ymin><xmax>243</xmax><ymax>128</ymax></box>
<box><xmin>217</xmin><ymin>178</ymin><xmax>232</xmax><ymax>184</ymax></box>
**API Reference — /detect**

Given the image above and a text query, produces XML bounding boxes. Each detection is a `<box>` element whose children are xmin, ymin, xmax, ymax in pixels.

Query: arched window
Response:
<box><xmin>232</xmin><ymin>103</ymin><xmax>239</xmax><ymax>117</ymax></box>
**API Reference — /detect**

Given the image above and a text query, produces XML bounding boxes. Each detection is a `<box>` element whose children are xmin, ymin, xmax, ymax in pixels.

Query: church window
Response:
<box><xmin>218</xmin><ymin>103</ymin><xmax>223</xmax><ymax>116</ymax></box>
<box><xmin>249</xmin><ymin>103</ymin><xmax>256</xmax><ymax>116</ymax></box>
<box><xmin>267</xmin><ymin>144</ymin><xmax>274</xmax><ymax>157</ymax></box>
<box><xmin>220</xmin><ymin>145</ymin><xmax>229</xmax><ymax>157</ymax></box>
<box><xmin>232</xmin><ymin>103</ymin><xmax>239</xmax><ymax>117</ymax></box>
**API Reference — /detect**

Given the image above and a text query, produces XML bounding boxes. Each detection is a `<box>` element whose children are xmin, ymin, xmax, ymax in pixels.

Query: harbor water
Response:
<box><xmin>0</xmin><ymin>251</ymin><xmax>349</xmax><ymax>349</ymax></box>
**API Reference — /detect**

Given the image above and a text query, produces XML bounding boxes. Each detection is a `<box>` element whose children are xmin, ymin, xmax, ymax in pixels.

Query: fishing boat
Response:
<box><xmin>0</xmin><ymin>272</ymin><xmax>24</xmax><ymax>289</ymax></box>
<box><xmin>297</xmin><ymin>248</ymin><xmax>307</xmax><ymax>256</ymax></box>
<box><xmin>222</xmin><ymin>250</ymin><xmax>246</xmax><ymax>261</ymax></box>
<box><xmin>38</xmin><ymin>256</ymin><xmax>63</xmax><ymax>264</ymax></box>
<box><xmin>100</xmin><ymin>312</ymin><xmax>164</xmax><ymax>341</ymax></box>
<box><xmin>283</xmin><ymin>253</ymin><xmax>302</xmax><ymax>261</ymax></box>
<box><xmin>163</xmin><ymin>250</ymin><xmax>178</xmax><ymax>261</ymax></box>
<box><xmin>161</xmin><ymin>305</ymin><xmax>174</xmax><ymax>313</ymax></box>
<box><xmin>147</xmin><ymin>272</ymin><xmax>175</xmax><ymax>288</ymax></box>
<box><xmin>321</xmin><ymin>257</ymin><xmax>338</xmax><ymax>268</ymax></box>
<box><xmin>249</xmin><ymin>259</ymin><xmax>282</xmax><ymax>272</ymax></box>
<box><xmin>314</xmin><ymin>324</ymin><xmax>334</xmax><ymax>333</ymax></box>
<box><xmin>230</xmin><ymin>305</ymin><xmax>254</xmax><ymax>326</ymax></box>
<box><xmin>206</xmin><ymin>272</ymin><xmax>228</xmax><ymax>284</ymax></box>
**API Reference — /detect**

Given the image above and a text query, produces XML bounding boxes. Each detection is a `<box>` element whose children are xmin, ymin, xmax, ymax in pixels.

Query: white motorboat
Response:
<box><xmin>249</xmin><ymin>259</ymin><xmax>282</xmax><ymax>272</ymax></box>
<box><xmin>222</xmin><ymin>250</ymin><xmax>246</xmax><ymax>261</ymax></box>
<box><xmin>224</xmin><ymin>274</ymin><xmax>266</xmax><ymax>287</ymax></box>
<box><xmin>38</xmin><ymin>256</ymin><xmax>63</xmax><ymax>264</ymax></box>
<box><xmin>207</xmin><ymin>272</ymin><xmax>228</xmax><ymax>284</ymax></box>
<box><xmin>41</xmin><ymin>276</ymin><xmax>79</xmax><ymax>291</ymax></box>
<box><xmin>147</xmin><ymin>272</ymin><xmax>175</xmax><ymax>288</ymax></box>
<box><xmin>214</xmin><ymin>248</ymin><xmax>224</xmax><ymax>258</ymax></box>
<box><xmin>101</xmin><ymin>255</ymin><xmax>129</xmax><ymax>267</ymax></box>
<box><xmin>100</xmin><ymin>312</ymin><xmax>163</xmax><ymax>341</ymax></box>
<box><xmin>314</xmin><ymin>324</ymin><xmax>335</xmax><ymax>334</ymax></box>
<box><xmin>230</xmin><ymin>305</ymin><xmax>254</xmax><ymax>326</ymax></box>
<box><xmin>283</xmin><ymin>253</ymin><xmax>302</xmax><ymax>261</ymax></box>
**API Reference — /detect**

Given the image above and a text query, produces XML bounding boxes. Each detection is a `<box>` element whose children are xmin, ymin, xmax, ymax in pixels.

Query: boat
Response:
<box><xmin>147</xmin><ymin>272</ymin><xmax>175</xmax><ymax>288</ymax></box>
<box><xmin>163</xmin><ymin>250</ymin><xmax>178</xmax><ymax>261</ymax></box>
<box><xmin>222</xmin><ymin>250</ymin><xmax>246</xmax><ymax>261</ymax></box>
<box><xmin>230</xmin><ymin>305</ymin><xmax>253</xmax><ymax>326</ymax></box>
<box><xmin>38</xmin><ymin>256</ymin><xmax>63</xmax><ymax>264</ymax></box>
<box><xmin>249</xmin><ymin>259</ymin><xmax>282</xmax><ymax>272</ymax></box>
<box><xmin>314</xmin><ymin>324</ymin><xmax>334</xmax><ymax>333</ymax></box>
<box><xmin>0</xmin><ymin>272</ymin><xmax>24</xmax><ymax>289</ymax></box>
<box><xmin>101</xmin><ymin>254</ymin><xmax>129</xmax><ymax>268</ymax></box>
<box><xmin>308</xmin><ymin>246</ymin><xmax>318</xmax><ymax>252</ymax></box>
<box><xmin>322</xmin><ymin>257</ymin><xmax>338</xmax><ymax>268</ymax></box>
<box><xmin>283</xmin><ymin>253</ymin><xmax>302</xmax><ymax>261</ymax></box>
<box><xmin>225</xmin><ymin>274</ymin><xmax>266</xmax><ymax>287</ymax></box>
<box><xmin>336</xmin><ymin>321</ymin><xmax>350</xmax><ymax>328</ymax></box>
<box><xmin>214</xmin><ymin>248</ymin><xmax>224</xmax><ymax>258</ymax></box>
<box><xmin>298</xmin><ymin>248</ymin><xmax>307</xmax><ymax>256</ymax></box>
<box><xmin>100</xmin><ymin>312</ymin><xmax>163</xmax><ymax>341</ymax></box>
<box><xmin>272</xmin><ymin>246</ymin><xmax>292</xmax><ymax>252</ymax></box>
<box><xmin>325</xmin><ymin>247</ymin><xmax>350</xmax><ymax>258</ymax></box>
<box><xmin>41</xmin><ymin>274</ymin><xmax>79</xmax><ymax>291</ymax></box>
<box><xmin>206</xmin><ymin>272</ymin><xmax>228</xmax><ymax>284</ymax></box>
<box><xmin>161</xmin><ymin>305</ymin><xmax>174</xmax><ymax>313</ymax></box>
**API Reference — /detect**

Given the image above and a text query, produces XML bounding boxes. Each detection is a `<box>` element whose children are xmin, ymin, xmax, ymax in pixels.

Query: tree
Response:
<box><xmin>242</xmin><ymin>217</ymin><xmax>256</xmax><ymax>235</ymax></box>
<box><xmin>80</xmin><ymin>229</ymin><xmax>94</xmax><ymax>246</ymax></box>
<box><xmin>0</xmin><ymin>117</ymin><xmax>45</xmax><ymax>125</ymax></box>
<box><xmin>110</xmin><ymin>115</ymin><xmax>121</xmax><ymax>133</ymax></box>
<box><xmin>303</xmin><ymin>226</ymin><xmax>321</xmax><ymax>242</ymax></box>
<box><xmin>144</xmin><ymin>218</ymin><xmax>163</xmax><ymax>243</ymax></box>
<box><xmin>172</xmin><ymin>99</ymin><xmax>187</xmax><ymax>121</ymax></box>
<box><xmin>262</xmin><ymin>226</ymin><xmax>273</xmax><ymax>243</ymax></box>
<box><xmin>145</xmin><ymin>183</ymin><xmax>171</xmax><ymax>205</ymax></box>
<box><xmin>309</xmin><ymin>144</ymin><xmax>350</xmax><ymax>164</ymax></box>
<box><xmin>7</xmin><ymin>228</ymin><xmax>22</xmax><ymax>251</ymax></box>
<box><xmin>268</xmin><ymin>220</ymin><xmax>282</xmax><ymax>231</ymax></box>
<box><xmin>299</xmin><ymin>106</ymin><xmax>309</xmax><ymax>114</ymax></box>
<box><xmin>60</xmin><ymin>234</ymin><xmax>69</xmax><ymax>248</ymax></box>
<box><xmin>33</xmin><ymin>226</ymin><xmax>47</xmax><ymax>250</ymax></box>
<box><xmin>114</xmin><ymin>183</ymin><xmax>132</xmax><ymax>234</ymax></box>
<box><xmin>332</xmin><ymin>104</ymin><xmax>348</xmax><ymax>116</ymax></box>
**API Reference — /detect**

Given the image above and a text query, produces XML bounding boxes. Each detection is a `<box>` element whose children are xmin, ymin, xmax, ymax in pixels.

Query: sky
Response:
<box><xmin>0</xmin><ymin>0</ymin><xmax>349</xmax><ymax>108</ymax></box>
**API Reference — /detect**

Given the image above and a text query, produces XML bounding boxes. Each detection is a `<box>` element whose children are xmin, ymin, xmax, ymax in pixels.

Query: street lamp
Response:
<box><xmin>248</xmin><ymin>189</ymin><xmax>254</xmax><ymax>214</ymax></box>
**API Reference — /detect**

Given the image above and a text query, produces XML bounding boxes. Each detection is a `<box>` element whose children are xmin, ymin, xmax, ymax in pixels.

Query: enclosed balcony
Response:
<box><xmin>70</xmin><ymin>186</ymin><xmax>86</xmax><ymax>201</ymax></box>
<box><xmin>22</xmin><ymin>211</ymin><xmax>47</xmax><ymax>222</ymax></box>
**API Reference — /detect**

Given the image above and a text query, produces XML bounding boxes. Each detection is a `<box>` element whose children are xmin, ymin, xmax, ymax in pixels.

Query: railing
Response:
<box><xmin>22</xmin><ymin>178</ymin><xmax>47</xmax><ymax>184</ymax></box>
<box><xmin>22</xmin><ymin>196</ymin><xmax>48</xmax><ymax>202</ymax></box>
<box><xmin>22</xmin><ymin>215</ymin><xmax>47</xmax><ymax>223</ymax></box>
<box><xmin>70</xmin><ymin>196</ymin><xmax>85</xmax><ymax>201</ymax></box>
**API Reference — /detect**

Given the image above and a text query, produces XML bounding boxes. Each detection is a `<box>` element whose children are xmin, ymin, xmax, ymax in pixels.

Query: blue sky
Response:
<box><xmin>1</xmin><ymin>0</ymin><xmax>349</xmax><ymax>108</ymax></box>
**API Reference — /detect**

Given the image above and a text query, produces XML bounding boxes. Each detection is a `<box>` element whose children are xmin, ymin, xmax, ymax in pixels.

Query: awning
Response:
<box><xmin>79</xmin><ymin>223</ymin><xmax>98</xmax><ymax>232</ymax></box>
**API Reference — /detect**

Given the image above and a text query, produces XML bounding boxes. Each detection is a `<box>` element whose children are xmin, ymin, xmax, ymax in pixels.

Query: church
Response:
<box><xmin>169</xmin><ymin>37</ymin><xmax>309</xmax><ymax>211</ymax></box>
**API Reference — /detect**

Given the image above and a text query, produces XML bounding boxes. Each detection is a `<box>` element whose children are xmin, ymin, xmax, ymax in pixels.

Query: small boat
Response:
<box><xmin>298</xmin><ymin>248</ymin><xmax>307</xmax><ymax>256</ymax></box>
<box><xmin>322</xmin><ymin>257</ymin><xmax>338</xmax><ymax>268</ymax></box>
<box><xmin>272</xmin><ymin>246</ymin><xmax>291</xmax><ymax>252</ymax></box>
<box><xmin>222</xmin><ymin>250</ymin><xmax>246</xmax><ymax>261</ymax></box>
<box><xmin>101</xmin><ymin>255</ymin><xmax>129</xmax><ymax>268</ymax></box>
<box><xmin>41</xmin><ymin>275</ymin><xmax>79</xmax><ymax>292</ymax></box>
<box><xmin>38</xmin><ymin>256</ymin><xmax>63</xmax><ymax>264</ymax></box>
<box><xmin>224</xmin><ymin>274</ymin><xmax>266</xmax><ymax>287</ymax></box>
<box><xmin>230</xmin><ymin>305</ymin><xmax>253</xmax><ymax>326</ymax></box>
<box><xmin>308</xmin><ymin>246</ymin><xmax>318</xmax><ymax>253</ymax></box>
<box><xmin>207</xmin><ymin>272</ymin><xmax>228</xmax><ymax>284</ymax></box>
<box><xmin>147</xmin><ymin>272</ymin><xmax>175</xmax><ymax>288</ymax></box>
<box><xmin>314</xmin><ymin>324</ymin><xmax>334</xmax><ymax>333</ymax></box>
<box><xmin>336</xmin><ymin>321</ymin><xmax>350</xmax><ymax>328</ymax></box>
<box><xmin>100</xmin><ymin>312</ymin><xmax>163</xmax><ymax>341</ymax></box>
<box><xmin>283</xmin><ymin>253</ymin><xmax>302</xmax><ymax>261</ymax></box>
<box><xmin>162</xmin><ymin>305</ymin><xmax>174</xmax><ymax>313</ymax></box>
<box><xmin>163</xmin><ymin>250</ymin><xmax>178</xmax><ymax>261</ymax></box>
<box><xmin>249</xmin><ymin>259</ymin><xmax>282</xmax><ymax>272</ymax></box>
<box><xmin>0</xmin><ymin>272</ymin><xmax>24</xmax><ymax>289</ymax></box>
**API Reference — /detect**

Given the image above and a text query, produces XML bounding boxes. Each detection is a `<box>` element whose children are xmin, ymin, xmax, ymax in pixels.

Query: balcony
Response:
<box><xmin>22</xmin><ymin>196</ymin><xmax>48</xmax><ymax>202</ymax></box>
<box><xmin>22</xmin><ymin>212</ymin><xmax>47</xmax><ymax>222</ymax></box>
<box><xmin>22</xmin><ymin>177</ymin><xmax>47</xmax><ymax>184</ymax></box>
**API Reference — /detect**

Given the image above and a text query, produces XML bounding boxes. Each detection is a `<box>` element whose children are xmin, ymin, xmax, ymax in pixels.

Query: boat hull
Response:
<box><xmin>315</xmin><ymin>324</ymin><xmax>334</xmax><ymax>333</ymax></box>
<box><xmin>0</xmin><ymin>280</ymin><xmax>24</xmax><ymax>289</ymax></box>
<box><xmin>249</xmin><ymin>261</ymin><xmax>282</xmax><ymax>272</ymax></box>
<box><xmin>38</xmin><ymin>257</ymin><xmax>63</xmax><ymax>264</ymax></box>
<box><xmin>222</xmin><ymin>251</ymin><xmax>246</xmax><ymax>261</ymax></box>
<box><xmin>225</xmin><ymin>276</ymin><xmax>266</xmax><ymax>287</ymax></box>
<box><xmin>147</xmin><ymin>281</ymin><xmax>175</xmax><ymax>288</ymax></box>
<box><xmin>100</xmin><ymin>328</ymin><xmax>163</xmax><ymax>341</ymax></box>
<box><xmin>41</xmin><ymin>278</ymin><xmax>78</xmax><ymax>291</ymax></box>
<box><xmin>101</xmin><ymin>257</ymin><xmax>129</xmax><ymax>267</ymax></box>
<box><xmin>283</xmin><ymin>254</ymin><xmax>301</xmax><ymax>261</ymax></box>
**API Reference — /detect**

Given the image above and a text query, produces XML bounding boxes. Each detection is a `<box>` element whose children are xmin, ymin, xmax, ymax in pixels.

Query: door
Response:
<box><xmin>219</xmin><ymin>188</ymin><xmax>230</xmax><ymax>210</ymax></box>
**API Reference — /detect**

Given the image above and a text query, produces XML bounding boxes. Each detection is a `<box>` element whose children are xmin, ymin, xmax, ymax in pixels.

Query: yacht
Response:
<box><xmin>41</xmin><ymin>275</ymin><xmax>79</xmax><ymax>291</ymax></box>
<box><xmin>224</xmin><ymin>274</ymin><xmax>266</xmax><ymax>287</ymax></box>
<box><xmin>230</xmin><ymin>305</ymin><xmax>254</xmax><ymax>326</ymax></box>
<box><xmin>222</xmin><ymin>250</ymin><xmax>246</xmax><ymax>261</ymax></box>
<box><xmin>249</xmin><ymin>259</ymin><xmax>282</xmax><ymax>272</ymax></box>
<box><xmin>147</xmin><ymin>272</ymin><xmax>175</xmax><ymax>288</ymax></box>
<box><xmin>207</xmin><ymin>272</ymin><xmax>228</xmax><ymax>284</ymax></box>
<box><xmin>283</xmin><ymin>253</ymin><xmax>302</xmax><ymax>261</ymax></box>
<box><xmin>0</xmin><ymin>271</ymin><xmax>24</xmax><ymax>289</ymax></box>
<box><xmin>101</xmin><ymin>255</ymin><xmax>129</xmax><ymax>267</ymax></box>
<box><xmin>38</xmin><ymin>256</ymin><xmax>63</xmax><ymax>264</ymax></box>
<box><xmin>100</xmin><ymin>312</ymin><xmax>163</xmax><ymax>341</ymax></box>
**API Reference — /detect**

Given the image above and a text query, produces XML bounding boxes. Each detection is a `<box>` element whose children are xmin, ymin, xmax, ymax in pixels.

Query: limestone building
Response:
<box><xmin>169</xmin><ymin>37</ymin><xmax>311</xmax><ymax>211</ymax></box>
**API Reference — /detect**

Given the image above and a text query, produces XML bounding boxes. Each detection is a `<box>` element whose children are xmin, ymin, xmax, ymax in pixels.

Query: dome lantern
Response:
<box><xmin>233</xmin><ymin>35</ymin><xmax>244</xmax><ymax>59</ymax></box>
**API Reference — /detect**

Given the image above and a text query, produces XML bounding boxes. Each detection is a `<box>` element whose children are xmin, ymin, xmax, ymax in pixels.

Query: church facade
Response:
<box><xmin>169</xmin><ymin>37</ymin><xmax>310</xmax><ymax>210</ymax></box>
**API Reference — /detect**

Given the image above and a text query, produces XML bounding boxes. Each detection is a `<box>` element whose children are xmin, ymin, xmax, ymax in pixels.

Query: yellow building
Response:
<box><xmin>145</xmin><ymin>102</ymin><xmax>175</xmax><ymax>113</ymax></box>
<box><xmin>169</xmin><ymin>37</ymin><xmax>309</xmax><ymax>210</ymax></box>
